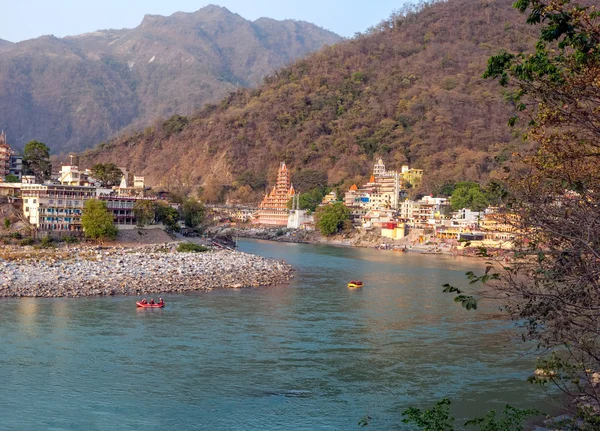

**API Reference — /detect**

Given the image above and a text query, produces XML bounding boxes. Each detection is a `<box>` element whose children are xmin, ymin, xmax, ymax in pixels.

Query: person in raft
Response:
<box><xmin>141</xmin><ymin>298</ymin><xmax>148</xmax><ymax>305</ymax></box>
<box><xmin>149</xmin><ymin>298</ymin><xmax>155</xmax><ymax>305</ymax></box>
<box><xmin>158</xmin><ymin>297</ymin><xmax>164</xmax><ymax>305</ymax></box>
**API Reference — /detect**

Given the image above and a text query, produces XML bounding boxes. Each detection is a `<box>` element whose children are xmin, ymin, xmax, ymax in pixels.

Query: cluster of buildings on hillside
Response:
<box><xmin>1</xmin><ymin>127</ymin><xmax>514</xmax><ymax>245</ymax></box>
<box><xmin>0</xmin><ymin>137</ymin><xmax>152</xmax><ymax>236</ymax></box>
<box><xmin>244</xmin><ymin>159</ymin><xmax>515</xmax><ymax>245</ymax></box>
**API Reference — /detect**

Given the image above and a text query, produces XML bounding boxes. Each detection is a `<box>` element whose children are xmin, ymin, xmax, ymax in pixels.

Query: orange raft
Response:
<box><xmin>136</xmin><ymin>301</ymin><xmax>165</xmax><ymax>308</ymax></box>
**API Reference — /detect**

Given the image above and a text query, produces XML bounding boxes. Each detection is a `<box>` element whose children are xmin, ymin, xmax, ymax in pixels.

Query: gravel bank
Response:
<box><xmin>0</xmin><ymin>245</ymin><xmax>294</xmax><ymax>298</ymax></box>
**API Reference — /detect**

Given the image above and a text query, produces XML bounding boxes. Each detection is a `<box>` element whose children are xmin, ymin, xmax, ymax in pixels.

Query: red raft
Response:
<box><xmin>136</xmin><ymin>302</ymin><xmax>165</xmax><ymax>308</ymax></box>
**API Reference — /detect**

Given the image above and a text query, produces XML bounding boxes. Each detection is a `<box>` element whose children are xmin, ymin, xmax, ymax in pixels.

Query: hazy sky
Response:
<box><xmin>2</xmin><ymin>0</ymin><xmax>405</xmax><ymax>42</ymax></box>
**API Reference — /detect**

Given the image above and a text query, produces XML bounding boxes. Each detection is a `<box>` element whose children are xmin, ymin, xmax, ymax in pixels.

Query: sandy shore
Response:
<box><xmin>0</xmin><ymin>244</ymin><xmax>294</xmax><ymax>298</ymax></box>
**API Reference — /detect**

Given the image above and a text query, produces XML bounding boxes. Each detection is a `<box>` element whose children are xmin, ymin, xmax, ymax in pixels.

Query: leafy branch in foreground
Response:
<box><xmin>401</xmin><ymin>398</ymin><xmax>542</xmax><ymax>431</ymax></box>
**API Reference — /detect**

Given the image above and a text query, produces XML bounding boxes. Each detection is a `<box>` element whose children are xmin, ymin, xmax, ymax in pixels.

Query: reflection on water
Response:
<box><xmin>0</xmin><ymin>239</ymin><xmax>556</xmax><ymax>430</ymax></box>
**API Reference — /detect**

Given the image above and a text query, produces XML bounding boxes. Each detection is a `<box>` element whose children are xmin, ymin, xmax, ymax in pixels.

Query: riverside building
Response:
<box><xmin>22</xmin><ymin>184</ymin><xmax>96</xmax><ymax>232</ymax></box>
<box><xmin>344</xmin><ymin>159</ymin><xmax>419</xmax><ymax>211</ymax></box>
<box><xmin>254</xmin><ymin>162</ymin><xmax>296</xmax><ymax>226</ymax></box>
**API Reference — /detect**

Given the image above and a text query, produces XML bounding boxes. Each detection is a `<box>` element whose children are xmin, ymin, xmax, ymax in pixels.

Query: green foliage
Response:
<box><xmin>20</xmin><ymin>238</ymin><xmax>34</xmax><ymax>246</ymax></box>
<box><xmin>176</xmin><ymin>242</ymin><xmax>208</xmax><ymax>253</ymax></box>
<box><xmin>3</xmin><ymin>218</ymin><xmax>10</xmax><ymax>229</ymax></box>
<box><xmin>288</xmin><ymin>187</ymin><xmax>330</xmax><ymax>212</ymax></box>
<box><xmin>9</xmin><ymin>232</ymin><xmax>22</xmax><ymax>239</ymax></box>
<box><xmin>315</xmin><ymin>202</ymin><xmax>351</xmax><ymax>236</ymax></box>
<box><xmin>133</xmin><ymin>199</ymin><xmax>155</xmax><ymax>226</ymax></box>
<box><xmin>84</xmin><ymin>1</ymin><xmax>533</xmax><ymax>197</ymax></box>
<box><xmin>450</xmin><ymin>182</ymin><xmax>489</xmax><ymax>211</ymax></box>
<box><xmin>236</xmin><ymin>171</ymin><xmax>267</xmax><ymax>191</ymax></box>
<box><xmin>155</xmin><ymin>201</ymin><xmax>180</xmax><ymax>231</ymax></box>
<box><xmin>23</xmin><ymin>140</ymin><xmax>51</xmax><ymax>183</ymax></box>
<box><xmin>291</xmin><ymin>169</ymin><xmax>328</xmax><ymax>193</ymax></box>
<box><xmin>62</xmin><ymin>235</ymin><xmax>79</xmax><ymax>244</ymax></box>
<box><xmin>438</xmin><ymin>183</ymin><xmax>456</xmax><ymax>197</ymax></box>
<box><xmin>4</xmin><ymin>174</ymin><xmax>20</xmax><ymax>183</ymax></box>
<box><xmin>162</xmin><ymin>115</ymin><xmax>189</xmax><ymax>136</ymax></box>
<box><xmin>402</xmin><ymin>398</ymin><xmax>456</xmax><ymax>431</ymax></box>
<box><xmin>464</xmin><ymin>405</ymin><xmax>542</xmax><ymax>431</ymax></box>
<box><xmin>90</xmin><ymin>163</ymin><xmax>123</xmax><ymax>187</ymax></box>
<box><xmin>40</xmin><ymin>235</ymin><xmax>54</xmax><ymax>248</ymax></box>
<box><xmin>402</xmin><ymin>399</ymin><xmax>541</xmax><ymax>431</ymax></box>
<box><xmin>182</xmin><ymin>198</ymin><xmax>205</xmax><ymax>228</ymax></box>
<box><xmin>81</xmin><ymin>199</ymin><xmax>118</xmax><ymax>241</ymax></box>
<box><xmin>357</xmin><ymin>415</ymin><xmax>372</xmax><ymax>427</ymax></box>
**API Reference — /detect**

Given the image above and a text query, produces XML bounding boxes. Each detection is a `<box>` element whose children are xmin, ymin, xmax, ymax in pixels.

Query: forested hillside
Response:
<box><xmin>0</xmin><ymin>5</ymin><xmax>340</xmax><ymax>153</ymax></box>
<box><xmin>82</xmin><ymin>0</ymin><xmax>536</xmax><ymax>202</ymax></box>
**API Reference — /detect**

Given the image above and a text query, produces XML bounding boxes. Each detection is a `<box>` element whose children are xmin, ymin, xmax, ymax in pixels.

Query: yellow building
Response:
<box><xmin>381</xmin><ymin>223</ymin><xmax>406</xmax><ymax>239</ymax></box>
<box><xmin>401</xmin><ymin>165</ymin><xmax>423</xmax><ymax>187</ymax></box>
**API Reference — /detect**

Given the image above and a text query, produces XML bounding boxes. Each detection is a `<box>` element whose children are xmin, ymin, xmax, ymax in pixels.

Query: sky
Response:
<box><xmin>2</xmin><ymin>0</ymin><xmax>405</xmax><ymax>42</ymax></box>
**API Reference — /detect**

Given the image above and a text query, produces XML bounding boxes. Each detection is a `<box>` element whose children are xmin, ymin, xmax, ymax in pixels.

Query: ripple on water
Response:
<box><xmin>0</xmin><ymin>240</ymin><xmax>558</xmax><ymax>430</ymax></box>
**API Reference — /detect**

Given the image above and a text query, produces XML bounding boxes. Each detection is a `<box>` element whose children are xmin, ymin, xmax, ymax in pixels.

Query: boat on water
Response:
<box><xmin>348</xmin><ymin>280</ymin><xmax>364</xmax><ymax>288</ymax></box>
<box><xmin>136</xmin><ymin>301</ymin><xmax>165</xmax><ymax>308</ymax></box>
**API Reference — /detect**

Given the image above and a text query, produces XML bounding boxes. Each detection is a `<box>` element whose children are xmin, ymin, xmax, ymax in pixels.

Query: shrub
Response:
<box><xmin>10</xmin><ymin>232</ymin><xmax>22</xmax><ymax>239</ymax></box>
<box><xmin>63</xmin><ymin>235</ymin><xmax>79</xmax><ymax>244</ymax></box>
<box><xmin>20</xmin><ymin>238</ymin><xmax>34</xmax><ymax>246</ymax></box>
<box><xmin>177</xmin><ymin>242</ymin><xmax>209</xmax><ymax>253</ymax></box>
<box><xmin>40</xmin><ymin>236</ymin><xmax>55</xmax><ymax>248</ymax></box>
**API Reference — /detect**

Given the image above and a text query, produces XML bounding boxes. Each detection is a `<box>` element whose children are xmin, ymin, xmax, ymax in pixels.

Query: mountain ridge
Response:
<box><xmin>0</xmin><ymin>5</ymin><xmax>341</xmax><ymax>153</ymax></box>
<box><xmin>80</xmin><ymin>0</ymin><xmax>536</xmax><ymax>202</ymax></box>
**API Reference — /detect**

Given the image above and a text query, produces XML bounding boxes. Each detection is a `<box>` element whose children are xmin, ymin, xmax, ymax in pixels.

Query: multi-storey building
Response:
<box><xmin>401</xmin><ymin>165</ymin><xmax>424</xmax><ymax>188</ymax></box>
<box><xmin>398</xmin><ymin>196</ymin><xmax>449</xmax><ymax>228</ymax></box>
<box><xmin>254</xmin><ymin>162</ymin><xmax>296</xmax><ymax>226</ymax></box>
<box><xmin>58</xmin><ymin>165</ymin><xmax>92</xmax><ymax>186</ymax></box>
<box><xmin>344</xmin><ymin>159</ymin><xmax>404</xmax><ymax>210</ymax></box>
<box><xmin>98</xmin><ymin>195</ymin><xmax>155</xmax><ymax>227</ymax></box>
<box><xmin>22</xmin><ymin>184</ymin><xmax>96</xmax><ymax>232</ymax></box>
<box><xmin>0</xmin><ymin>131</ymin><xmax>12</xmax><ymax>179</ymax></box>
<box><xmin>9</xmin><ymin>155</ymin><xmax>23</xmax><ymax>179</ymax></box>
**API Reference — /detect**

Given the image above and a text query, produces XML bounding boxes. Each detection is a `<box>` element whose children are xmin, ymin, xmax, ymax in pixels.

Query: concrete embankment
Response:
<box><xmin>0</xmin><ymin>244</ymin><xmax>294</xmax><ymax>298</ymax></box>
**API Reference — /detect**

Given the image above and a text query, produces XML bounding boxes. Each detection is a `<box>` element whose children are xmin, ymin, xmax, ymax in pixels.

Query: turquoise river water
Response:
<box><xmin>0</xmin><ymin>239</ymin><xmax>557</xmax><ymax>430</ymax></box>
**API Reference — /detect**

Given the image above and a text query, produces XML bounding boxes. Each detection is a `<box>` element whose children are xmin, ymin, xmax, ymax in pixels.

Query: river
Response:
<box><xmin>0</xmin><ymin>239</ymin><xmax>556</xmax><ymax>430</ymax></box>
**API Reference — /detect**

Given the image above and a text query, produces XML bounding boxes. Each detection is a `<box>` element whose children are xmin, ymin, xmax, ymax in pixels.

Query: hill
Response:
<box><xmin>0</xmin><ymin>39</ymin><xmax>13</xmax><ymax>49</ymax></box>
<box><xmin>81</xmin><ymin>0</ymin><xmax>536</xmax><ymax>201</ymax></box>
<box><xmin>0</xmin><ymin>5</ymin><xmax>341</xmax><ymax>153</ymax></box>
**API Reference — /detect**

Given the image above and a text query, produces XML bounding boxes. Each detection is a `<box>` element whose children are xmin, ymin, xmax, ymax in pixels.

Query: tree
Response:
<box><xmin>155</xmin><ymin>201</ymin><xmax>180</xmax><ymax>231</ymax></box>
<box><xmin>133</xmin><ymin>200</ymin><xmax>155</xmax><ymax>226</ymax></box>
<box><xmin>4</xmin><ymin>174</ymin><xmax>20</xmax><ymax>183</ymax></box>
<box><xmin>182</xmin><ymin>198</ymin><xmax>205</xmax><ymax>228</ymax></box>
<box><xmin>287</xmin><ymin>187</ymin><xmax>330</xmax><ymax>212</ymax></box>
<box><xmin>90</xmin><ymin>163</ymin><xmax>123</xmax><ymax>187</ymax></box>
<box><xmin>81</xmin><ymin>199</ymin><xmax>117</xmax><ymax>241</ymax></box>
<box><xmin>291</xmin><ymin>169</ymin><xmax>328</xmax><ymax>193</ymax></box>
<box><xmin>449</xmin><ymin>182</ymin><xmax>488</xmax><ymax>211</ymax></box>
<box><xmin>314</xmin><ymin>202</ymin><xmax>351</xmax><ymax>236</ymax></box>
<box><xmin>445</xmin><ymin>0</ymin><xmax>600</xmax><ymax>423</ymax></box>
<box><xmin>23</xmin><ymin>141</ymin><xmax>51</xmax><ymax>183</ymax></box>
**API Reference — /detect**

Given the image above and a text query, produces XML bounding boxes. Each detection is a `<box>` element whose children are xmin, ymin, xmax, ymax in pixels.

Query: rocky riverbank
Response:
<box><xmin>0</xmin><ymin>244</ymin><xmax>294</xmax><ymax>298</ymax></box>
